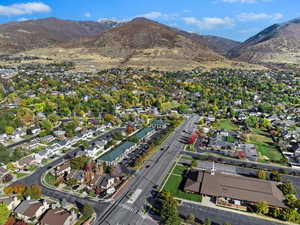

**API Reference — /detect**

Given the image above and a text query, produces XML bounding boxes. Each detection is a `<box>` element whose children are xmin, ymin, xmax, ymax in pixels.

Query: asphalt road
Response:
<box><xmin>13</xmin><ymin>128</ymin><xmax>123</xmax><ymax>215</ymax></box>
<box><xmin>96</xmin><ymin>114</ymin><xmax>200</xmax><ymax>225</ymax></box>
<box><xmin>179</xmin><ymin>202</ymin><xmax>283</xmax><ymax>225</ymax></box>
<box><xmin>182</xmin><ymin>150</ymin><xmax>300</xmax><ymax>175</ymax></box>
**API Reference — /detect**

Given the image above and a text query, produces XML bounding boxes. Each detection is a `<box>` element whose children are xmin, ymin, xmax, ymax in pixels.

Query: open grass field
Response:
<box><xmin>162</xmin><ymin>163</ymin><xmax>202</xmax><ymax>202</ymax></box>
<box><xmin>217</xmin><ymin>119</ymin><xmax>239</xmax><ymax>131</ymax></box>
<box><xmin>248</xmin><ymin>129</ymin><xmax>283</xmax><ymax>163</ymax></box>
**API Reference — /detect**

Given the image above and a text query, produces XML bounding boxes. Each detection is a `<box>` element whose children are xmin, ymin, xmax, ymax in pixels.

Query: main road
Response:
<box><xmin>95</xmin><ymin>114</ymin><xmax>200</xmax><ymax>225</ymax></box>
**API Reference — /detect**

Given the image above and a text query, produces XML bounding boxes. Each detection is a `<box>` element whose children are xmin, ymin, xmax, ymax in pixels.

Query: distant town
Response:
<box><xmin>0</xmin><ymin>59</ymin><xmax>299</xmax><ymax>225</ymax></box>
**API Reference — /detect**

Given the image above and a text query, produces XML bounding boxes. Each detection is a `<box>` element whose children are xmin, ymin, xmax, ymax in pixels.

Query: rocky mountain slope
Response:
<box><xmin>74</xmin><ymin>17</ymin><xmax>224</xmax><ymax>68</ymax></box>
<box><xmin>0</xmin><ymin>17</ymin><xmax>123</xmax><ymax>53</ymax></box>
<box><xmin>194</xmin><ymin>35</ymin><xmax>240</xmax><ymax>56</ymax></box>
<box><xmin>228</xmin><ymin>18</ymin><xmax>300</xmax><ymax>68</ymax></box>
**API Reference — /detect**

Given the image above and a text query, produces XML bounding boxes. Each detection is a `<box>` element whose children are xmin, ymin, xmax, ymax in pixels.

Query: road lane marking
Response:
<box><xmin>127</xmin><ymin>189</ymin><xmax>142</xmax><ymax>204</ymax></box>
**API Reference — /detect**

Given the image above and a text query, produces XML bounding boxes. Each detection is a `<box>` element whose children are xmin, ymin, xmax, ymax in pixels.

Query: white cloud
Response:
<box><xmin>0</xmin><ymin>2</ymin><xmax>51</xmax><ymax>16</ymax></box>
<box><xmin>183</xmin><ymin>16</ymin><xmax>234</xmax><ymax>29</ymax></box>
<box><xmin>97</xmin><ymin>18</ymin><xmax>129</xmax><ymax>24</ymax></box>
<box><xmin>237</xmin><ymin>12</ymin><xmax>283</xmax><ymax>22</ymax></box>
<box><xmin>84</xmin><ymin>12</ymin><xmax>91</xmax><ymax>18</ymax></box>
<box><xmin>136</xmin><ymin>11</ymin><xmax>178</xmax><ymax>21</ymax></box>
<box><xmin>18</xmin><ymin>17</ymin><xmax>29</xmax><ymax>21</ymax></box>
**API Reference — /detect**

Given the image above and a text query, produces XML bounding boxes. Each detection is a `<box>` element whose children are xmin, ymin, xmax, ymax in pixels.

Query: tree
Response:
<box><xmin>268</xmin><ymin>207</ymin><xmax>281</xmax><ymax>219</ymax></box>
<box><xmin>26</xmin><ymin>185</ymin><xmax>42</xmax><ymax>199</ymax></box>
<box><xmin>245</xmin><ymin>115</ymin><xmax>259</xmax><ymax>128</ymax></box>
<box><xmin>6</xmin><ymin>163</ymin><xmax>15</xmax><ymax>171</ymax></box>
<box><xmin>0</xmin><ymin>202</ymin><xmax>10</xmax><ymax>225</ymax></box>
<box><xmin>257</xmin><ymin>169</ymin><xmax>267</xmax><ymax>180</ymax></box>
<box><xmin>186</xmin><ymin>213</ymin><xmax>195</xmax><ymax>223</ymax></box>
<box><xmin>2</xmin><ymin>174</ymin><xmax>13</xmax><ymax>183</ymax></box>
<box><xmin>14</xmin><ymin>221</ymin><xmax>28</xmax><ymax>225</ymax></box>
<box><xmin>66</xmin><ymin>178</ymin><xmax>77</xmax><ymax>187</ymax></box>
<box><xmin>270</xmin><ymin>170</ymin><xmax>281</xmax><ymax>182</ymax></box>
<box><xmin>278</xmin><ymin>182</ymin><xmax>296</xmax><ymax>195</ymax></box>
<box><xmin>203</xmin><ymin>218</ymin><xmax>212</xmax><ymax>225</ymax></box>
<box><xmin>255</xmin><ymin>201</ymin><xmax>269</xmax><ymax>215</ymax></box>
<box><xmin>158</xmin><ymin>191</ymin><xmax>181</xmax><ymax>225</ymax></box>
<box><xmin>4</xmin><ymin>126</ymin><xmax>14</xmax><ymax>135</ymax></box>
<box><xmin>126</xmin><ymin>125</ymin><xmax>134</xmax><ymax>135</ymax></box>
<box><xmin>280</xmin><ymin>208</ymin><xmax>300</xmax><ymax>223</ymax></box>
<box><xmin>83</xmin><ymin>203</ymin><xmax>94</xmax><ymax>218</ymax></box>
<box><xmin>40</xmin><ymin>120</ymin><xmax>54</xmax><ymax>132</ymax></box>
<box><xmin>70</xmin><ymin>156</ymin><xmax>89</xmax><ymax>170</ymax></box>
<box><xmin>4</xmin><ymin>185</ymin><xmax>26</xmax><ymax>196</ymax></box>
<box><xmin>191</xmin><ymin>160</ymin><xmax>197</xmax><ymax>167</ymax></box>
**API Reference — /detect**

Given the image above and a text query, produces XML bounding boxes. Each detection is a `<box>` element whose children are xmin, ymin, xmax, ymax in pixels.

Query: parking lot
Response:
<box><xmin>120</xmin><ymin>129</ymin><xmax>167</xmax><ymax>168</ymax></box>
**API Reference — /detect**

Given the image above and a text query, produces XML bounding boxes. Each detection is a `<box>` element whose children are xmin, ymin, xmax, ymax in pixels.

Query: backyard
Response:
<box><xmin>162</xmin><ymin>164</ymin><xmax>202</xmax><ymax>202</ymax></box>
<box><xmin>248</xmin><ymin>129</ymin><xmax>284</xmax><ymax>163</ymax></box>
<box><xmin>217</xmin><ymin>119</ymin><xmax>239</xmax><ymax>131</ymax></box>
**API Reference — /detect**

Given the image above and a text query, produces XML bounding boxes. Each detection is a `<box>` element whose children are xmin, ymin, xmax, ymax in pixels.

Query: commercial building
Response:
<box><xmin>184</xmin><ymin>168</ymin><xmax>286</xmax><ymax>210</ymax></box>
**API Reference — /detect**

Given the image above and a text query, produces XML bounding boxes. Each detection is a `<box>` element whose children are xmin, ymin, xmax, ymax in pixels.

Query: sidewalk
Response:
<box><xmin>177</xmin><ymin>197</ymin><xmax>296</xmax><ymax>225</ymax></box>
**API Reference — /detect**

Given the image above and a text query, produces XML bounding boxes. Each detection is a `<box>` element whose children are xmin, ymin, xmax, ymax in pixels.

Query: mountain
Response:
<box><xmin>0</xmin><ymin>17</ymin><xmax>260</xmax><ymax>71</ymax></box>
<box><xmin>193</xmin><ymin>35</ymin><xmax>240</xmax><ymax>56</ymax></box>
<box><xmin>228</xmin><ymin>18</ymin><xmax>300</xmax><ymax>67</ymax></box>
<box><xmin>76</xmin><ymin>18</ymin><xmax>224</xmax><ymax>68</ymax></box>
<box><xmin>0</xmin><ymin>17</ymin><xmax>123</xmax><ymax>53</ymax></box>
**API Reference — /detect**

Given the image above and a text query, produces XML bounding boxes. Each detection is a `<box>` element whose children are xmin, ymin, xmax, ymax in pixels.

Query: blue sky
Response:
<box><xmin>0</xmin><ymin>0</ymin><xmax>299</xmax><ymax>41</ymax></box>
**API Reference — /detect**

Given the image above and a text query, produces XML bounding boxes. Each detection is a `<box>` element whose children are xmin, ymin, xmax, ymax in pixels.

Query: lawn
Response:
<box><xmin>181</xmin><ymin>156</ymin><xmax>193</xmax><ymax>161</ymax></box>
<box><xmin>217</xmin><ymin>119</ymin><xmax>239</xmax><ymax>131</ymax></box>
<box><xmin>44</xmin><ymin>172</ymin><xmax>59</xmax><ymax>187</ymax></box>
<box><xmin>173</xmin><ymin>164</ymin><xmax>187</xmax><ymax>176</ymax></box>
<box><xmin>163</xmin><ymin>174</ymin><xmax>202</xmax><ymax>202</ymax></box>
<box><xmin>248</xmin><ymin>130</ymin><xmax>283</xmax><ymax>163</ymax></box>
<box><xmin>28</xmin><ymin>165</ymin><xmax>39</xmax><ymax>171</ymax></box>
<box><xmin>15</xmin><ymin>172</ymin><xmax>27</xmax><ymax>178</ymax></box>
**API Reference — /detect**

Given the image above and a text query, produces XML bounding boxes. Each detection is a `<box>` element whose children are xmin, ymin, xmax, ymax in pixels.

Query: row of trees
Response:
<box><xmin>4</xmin><ymin>184</ymin><xmax>42</xmax><ymax>199</ymax></box>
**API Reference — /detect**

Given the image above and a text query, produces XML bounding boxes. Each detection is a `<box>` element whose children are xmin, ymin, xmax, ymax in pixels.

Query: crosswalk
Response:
<box><xmin>119</xmin><ymin>203</ymin><xmax>145</xmax><ymax>217</ymax></box>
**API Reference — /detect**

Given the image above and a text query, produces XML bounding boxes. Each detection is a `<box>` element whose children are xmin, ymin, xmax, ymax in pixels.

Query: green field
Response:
<box><xmin>163</xmin><ymin>164</ymin><xmax>202</xmax><ymax>202</ymax></box>
<box><xmin>217</xmin><ymin>119</ymin><xmax>239</xmax><ymax>131</ymax></box>
<box><xmin>15</xmin><ymin>172</ymin><xmax>27</xmax><ymax>178</ymax></box>
<box><xmin>248</xmin><ymin>130</ymin><xmax>283</xmax><ymax>163</ymax></box>
<box><xmin>173</xmin><ymin>164</ymin><xmax>187</xmax><ymax>176</ymax></box>
<box><xmin>44</xmin><ymin>172</ymin><xmax>59</xmax><ymax>187</ymax></box>
<box><xmin>160</xmin><ymin>101</ymin><xmax>180</xmax><ymax>112</ymax></box>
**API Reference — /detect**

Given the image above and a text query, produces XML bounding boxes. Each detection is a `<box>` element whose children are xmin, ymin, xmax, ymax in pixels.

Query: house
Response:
<box><xmin>86</xmin><ymin>140</ymin><xmax>107</xmax><ymax>159</ymax></box>
<box><xmin>150</xmin><ymin>120</ymin><xmax>167</xmax><ymax>129</ymax></box>
<box><xmin>14</xmin><ymin>199</ymin><xmax>49</xmax><ymax>223</ymax></box>
<box><xmin>53</xmin><ymin>130</ymin><xmax>66</xmax><ymax>139</ymax></box>
<box><xmin>26</xmin><ymin>126</ymin><xmax>41</xmax><ymax>135</ymax></box>
<box><xmin>0</xmin><ymin>167</ymin><xmax>9</xmax><ymax>180</ymax></box>
<box><xmin>0</xmin><ymin>133</ymin><xmax>7</xmax><ymax>142</ymax></box>
<box><xmin>90</xmin><ymin>174</ymin><xmax>103</xmax><ymax>188</ymax></box>
<box><xmin>40</xmin><ymin>208</ymin><xmax>77</xmax><ymax>225</ymax></box>
<box><xmin>0</xmin><ymin>196</ymin><xmax>21</xmax><ymax>210</ymax></box>
<box><xmin>238</xmin><ymin>143</ymin><xmax>258</xmax><ymax>161</ymax></box>
<box><xmin>70</xmin><ymin>170</ymin><xmax>85</xmax><ymax>184</ymax></box>
<box><xmin>15</xmin><ymin>154</ymin><xmax>38</xmax><ymax>169</ymax></box>
<box><xmin>99</xmin><ymin>176</ymin><xmax>114</xmax><ymax>190</ymax></box>
<box><xmin>40</xmin><ymin>135</ymin><xmax>55</xmax><ymax>143</ymax></box>
<box><xmin>54</xmin><ymin>162</ymin><xmax>71</xmax><ymax>177</ymax></box>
